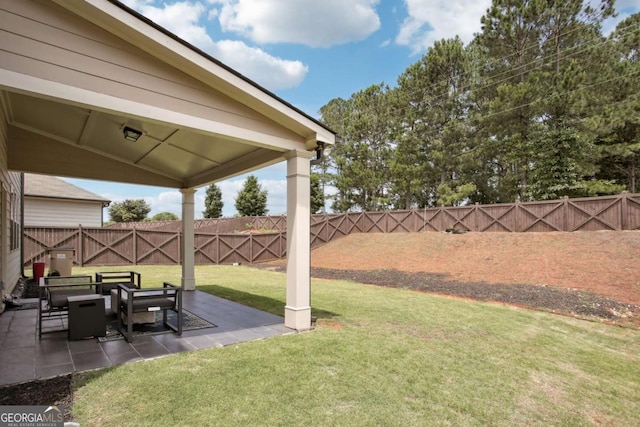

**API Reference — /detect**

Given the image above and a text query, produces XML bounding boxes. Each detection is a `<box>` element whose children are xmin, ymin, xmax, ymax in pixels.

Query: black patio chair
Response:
<box><xmin>115</xmin><ymin>282</ymin><xmax>182</xmax><ymax>343</ymax></box>
<box><xmin>37</xmin><ymin>275</ymin><xmax>97</xmax><ymax>337</ymax></box>
<box><xmin>95</xmin><ymin>271</ymin><xmax>141</xmax><ymax>295</ymax></box>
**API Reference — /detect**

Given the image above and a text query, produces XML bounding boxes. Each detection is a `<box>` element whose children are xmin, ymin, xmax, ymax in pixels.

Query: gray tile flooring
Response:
<box><xmin>0</xmin><ymin>290</ymin><xmax>292</xmax><ymax>386</ymax></box>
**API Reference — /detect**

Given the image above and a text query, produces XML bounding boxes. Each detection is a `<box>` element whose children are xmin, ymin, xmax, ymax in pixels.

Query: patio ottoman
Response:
<box><xmin>110</xmin><ymin>289</ymin><xmax>155</xmax><ymax>324</ymax></box>
<box><xmin>68</xmin><ymin>294</ymin><xmax>106</xmax><ymax>340</ymax></box>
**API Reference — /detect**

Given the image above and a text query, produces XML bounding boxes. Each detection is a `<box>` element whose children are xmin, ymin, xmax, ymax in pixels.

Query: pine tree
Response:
<box><xmin>202</xmin><ymin>183</ymin><xmax>224</xmax><ymax>218</ymax></box>
<box><xmin>391</xmin><ymin>37</ymin><xmax>472</xmax><ymax>208</ymax></box>
<box><xmin>321</xmin><ymin>84</ymin><xmax>393</xmax><ymax>212</ymax></box>
<box><xmin>594</xmin><ymin>12</ymin><xmax>640</xmax><ymax>193</ymax></box>
<box><xmin>473</xmin><ymin>0</ymin><xmax>547</xmax><ymax>201</ymax></box>
<box><xmin>472</xmin><ymin>0</ymin><xmax>615</xmax><ymax>201</ymax></box>
<box><xmin>234</xmin><ymin>175</ymin><xmax>268</xmax><ymax>216</ymax></box>
<box><xmin>319</xmin><ymin>97</ymin><xmax>352</xmax><ymax>212</ymax></box>
<box><xmin>310</xmin><ymin>173</ymin><xmax>325</xmax><ymax>214</ymax></box>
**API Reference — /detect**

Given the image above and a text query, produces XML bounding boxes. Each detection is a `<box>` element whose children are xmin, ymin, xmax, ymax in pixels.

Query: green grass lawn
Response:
<box><xmin>72</xmin><ymin>265</ymin><xmax>639</xmax><ymax>426</ymax></box>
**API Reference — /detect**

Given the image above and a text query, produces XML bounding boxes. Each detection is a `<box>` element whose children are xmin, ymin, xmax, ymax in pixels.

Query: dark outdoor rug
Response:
<box><xmin>99</xmin><ymin>309</ymin><xmax>216</xmax><ymax>342</ymax></box>
<box><xmin>4</xmin><ymin>299</ymin><xmax>40</xmax><ymax>310</ymax></box>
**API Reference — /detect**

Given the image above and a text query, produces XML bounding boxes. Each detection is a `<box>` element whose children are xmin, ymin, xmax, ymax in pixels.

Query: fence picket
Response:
<box><xmin>23</xmin><ymin>193</ymin><xmax>640</xmax><ymax>268</ymax></box>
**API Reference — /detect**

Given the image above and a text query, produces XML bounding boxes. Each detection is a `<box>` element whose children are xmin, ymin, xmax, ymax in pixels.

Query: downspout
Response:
<box><xmin>102</xmin><ymin>201</ymin><xmax>111</xmax><ymax>227</ymax></box>
<box><xmin>19</xmin><ymin>172</ymin><xmax>25</xmax><ymax>278</ymax></box>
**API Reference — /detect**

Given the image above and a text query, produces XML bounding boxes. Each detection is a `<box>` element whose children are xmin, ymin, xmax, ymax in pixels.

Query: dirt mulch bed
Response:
<box><xmin>0</xmin><ymin>374</ymin><xmax>73</xmax><ymax>422</ymax></box>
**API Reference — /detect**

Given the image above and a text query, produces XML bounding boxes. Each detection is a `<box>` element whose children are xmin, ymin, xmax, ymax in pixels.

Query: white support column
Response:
<box><xmin>180</xmin><ymin>188</ymin><xmax>196</xmax><ymax>291</ymax></box>
<box><xmin>284</xmin><ymin>149</ymin><xmax>314</xmax><ymax>330</ymax></box>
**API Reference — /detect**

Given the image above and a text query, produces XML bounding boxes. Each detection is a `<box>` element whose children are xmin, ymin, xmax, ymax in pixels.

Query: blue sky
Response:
<box><xmin>64</xmin><ymin>0</ymin><xmax>638</xmax><ymax>219</ymax></box>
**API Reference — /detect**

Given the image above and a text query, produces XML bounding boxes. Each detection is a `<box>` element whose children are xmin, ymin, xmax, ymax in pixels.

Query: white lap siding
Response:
<box><xmin>0</xmin><ymin>97</ymin><xmax>23</xmax><ymax>306</ymax></box>
<box><xmin>24</xmin><ymin>198</ymin><xmax>103</xmax><ymax>227</ymax></box>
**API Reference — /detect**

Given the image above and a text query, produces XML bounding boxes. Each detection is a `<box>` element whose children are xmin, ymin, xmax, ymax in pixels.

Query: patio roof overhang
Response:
<box><xmin>0</xmin><ymin>0</ymin><xmax>334</xmax><ymax>331</ymax></box>
<box><xmin>1</xmin><ymin>0</ymin><xmax>335</xmax><ymax>188</ymax></box>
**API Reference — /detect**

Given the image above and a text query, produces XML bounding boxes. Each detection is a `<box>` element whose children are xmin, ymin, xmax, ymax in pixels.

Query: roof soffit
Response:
<box><xmin>51</xmin><ymin>0</ymin><xmax>336</xmax><ymax>146</ymax></box>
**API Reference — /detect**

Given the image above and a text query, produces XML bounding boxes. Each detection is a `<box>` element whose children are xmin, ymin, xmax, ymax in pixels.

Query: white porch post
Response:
<box><xmin>180</xmin><ymin>188</ymin><xmax>196</xmax><ymax>291</ymax></box>
<box><xmin>284</xmin><ymin>149</ymin><xmax>314</xmax><ymax>330</ymax></box>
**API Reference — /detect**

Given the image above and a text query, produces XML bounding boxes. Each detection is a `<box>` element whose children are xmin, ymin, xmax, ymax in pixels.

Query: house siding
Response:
<box><xmin>24</xmin><ymin>197</ymin><xmax>104</xmax><ymax>227</ymax></box>
<box><xmin>0</xmin><ymin>95</ymin><xmax>23</xmax><ymax>304</ymax></box>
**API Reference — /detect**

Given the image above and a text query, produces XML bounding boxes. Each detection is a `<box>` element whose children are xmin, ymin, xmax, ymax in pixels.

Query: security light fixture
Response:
<box><xmin>123</xmin><ymin>126</ymin><xmax>142</xmax><ymax>142</ymax></box>
<box><xmin>311</xmin><ymin>141</ymin><xmax>331</xmax><ymax>165</ymax></box>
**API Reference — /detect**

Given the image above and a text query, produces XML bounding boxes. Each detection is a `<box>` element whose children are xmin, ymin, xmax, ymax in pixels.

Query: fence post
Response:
<box><xmin>216</xmin><ymin>233</ymin><xmax>220</xmax><ymax>264</ymax></box>
<box><xmin>514</xmin><ymin>200</ymin><xmax>520</xmax><ymax>232</ymax></box>
<box><xmin>474</xmin><ymin>203</ymin><xmax>479</xmax><ymax>232</ymax></box>
<box><xmin>133</xmin><ymin>227</ymin><xmax>137</xmax><ymax>265</ymax></box>
<box><xmin>621</xmin><ymin>191</ymin><xmax>628</xmax><ymax>230</ymax></box>
<box><xmin>250</xmin><ymin>234</ymin><xmax>254</xmax><ymax>263</ymax></box>
<box><xmin>563</xmin><ymin>196</ymin><xmax>569</xmax><ymax>231</ymax></box>
<box><xmin>78</xmin><ymin>225</ymin><xmax>84</xmax><ymax>267</ymax></box>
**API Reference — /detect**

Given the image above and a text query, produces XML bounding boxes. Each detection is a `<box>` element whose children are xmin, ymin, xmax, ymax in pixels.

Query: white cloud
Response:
<box><xmin>144</xmin><ymin>191</ymin><xmax>184</xmax><ymax>216</ymax></box>
<box><xmin>217</xmin><ymin>179</ymin><xmax>244</xmax><ymax>217</ymax></box>
<box><xmin>261</xmin><ymin>179</ymin><xmax>287</xmax><ymax>215</ymax></box>
<box><xmin>214</xmin><ymin>40</ymin><xmax>307</xmax><ymax>89</ymax></box>
<box><xmin>210</xmin><ymin>0</ymin><xmax>381</xmax><ymax>47</ymax></box>
<box><xmin>601</xmin><ymin>0</ymin><xmax>638</xmax><ymax>36</ymax></box>
<box><xmin>120</xmin><ymin>0</ymin><xmax>307</xmax><ymax>90</ymax></box>
<box><xmin>396</xmin><ymin>0</ymin><xmax>491</xmax><ymax>54</ymax></box>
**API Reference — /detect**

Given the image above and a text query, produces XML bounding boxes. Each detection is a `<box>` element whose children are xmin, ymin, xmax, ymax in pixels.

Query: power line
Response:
<box><xmin>399</xmin><ymin>17</ymin><xmax>609</xmax><ymax>100</ymax></box>
<box><xmin>322</xmin><ymin>67</ymin><xmax>640</xmax><ymax>161</ymax></box>
<box><xmin>398</xmin><ymin>21</ymin><xmax>639</xmax><ymax>107</ymax></box>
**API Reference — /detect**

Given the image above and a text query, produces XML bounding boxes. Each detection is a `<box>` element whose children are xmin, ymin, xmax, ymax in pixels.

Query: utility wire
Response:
<box><xmin>397</xmin><ymin>21</ymin><xmax>639</xmax><ymax>107</ymax></box>
<box><xmin>320</xmin><ymin>67</ymin><xmax>640</xmax><ymax>163</ymax></box>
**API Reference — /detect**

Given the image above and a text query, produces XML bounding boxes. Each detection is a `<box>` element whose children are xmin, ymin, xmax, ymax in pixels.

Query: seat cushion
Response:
<box><xmin>114</xmin><ymin>289</ymin><xmax>176</xmax><ymax>312</ymax></box>
<box><xmin>49</xmin><ymin>289</ymin><xmax>94</xmax><ymax>308</ymax></box>
<box><xmin>100</xmin><ymin>281</ymin><xmax>135</xmax><ymax>295</ymax></box>
<box><xmin>130</xmin><ymin>297</ymin><xmax>175</xmax><ymax>312</ymax></box>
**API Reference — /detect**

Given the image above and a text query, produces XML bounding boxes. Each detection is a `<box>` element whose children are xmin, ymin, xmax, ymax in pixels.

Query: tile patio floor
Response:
<box><xmin>0</xmin><ymin>290</ymin><xmax>292</xmax><ymax>387</ymax></box>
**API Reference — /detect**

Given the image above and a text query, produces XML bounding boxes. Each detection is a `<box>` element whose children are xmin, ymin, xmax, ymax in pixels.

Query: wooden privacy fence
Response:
<box><xmin>23</xmin><ymin>193</ymin><xmax>640</xmax><ymax>267</ymax></box>
<box><xmin>23</xmin><ymin>227</ymin><xmax>287</xmax><ymax>267</ymax></box>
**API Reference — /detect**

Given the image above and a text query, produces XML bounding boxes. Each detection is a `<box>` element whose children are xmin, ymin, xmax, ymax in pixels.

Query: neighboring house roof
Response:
<box><xmin>24</xmin><ymin>174</ymin><xmax>110</xmax><ymax>204</ymax></box>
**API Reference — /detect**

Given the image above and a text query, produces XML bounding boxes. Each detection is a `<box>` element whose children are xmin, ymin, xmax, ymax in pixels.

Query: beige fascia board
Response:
<box><xmin>187</xmin><ymin>148</ymin><xmax>284</xmax><ymax>188</ymax></box>
<box><xmin>52</xmin><ymin>0</ymin><xmax>336</xmax><ymax>144</ymax></box>
<box><xmin>0</xmin><ymin>69</ymin><xmax>304</xmax><ymax>152</ymax></box>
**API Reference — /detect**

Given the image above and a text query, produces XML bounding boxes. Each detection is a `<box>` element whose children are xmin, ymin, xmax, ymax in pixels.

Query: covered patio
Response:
<box><xmin>0</xmin><ymin>0</ymin><xmax>335</xmax><ymax>386</ymax></box>
<box><xmin>0</xmin><ymin>289</ymin><xmax>289</xmax><ymax>386</ymax></box>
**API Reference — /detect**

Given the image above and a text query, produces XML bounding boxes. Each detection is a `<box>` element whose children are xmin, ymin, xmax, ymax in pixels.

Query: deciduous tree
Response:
<box><xmin>151</xmin><ymin>212</ymin><xmax>179</xmax><ymax>221</ymax></box>
<box><xmin>108</xmin><ymin>199</ymin><xmax>151</xmax><ymax>222</ymax></box>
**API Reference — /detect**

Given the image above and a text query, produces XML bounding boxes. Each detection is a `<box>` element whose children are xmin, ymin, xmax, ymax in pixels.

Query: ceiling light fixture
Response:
<box><xmin>122</xmin><ymin>126</ymin><xmax>142</xmax><ymax>142</ymax></box>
